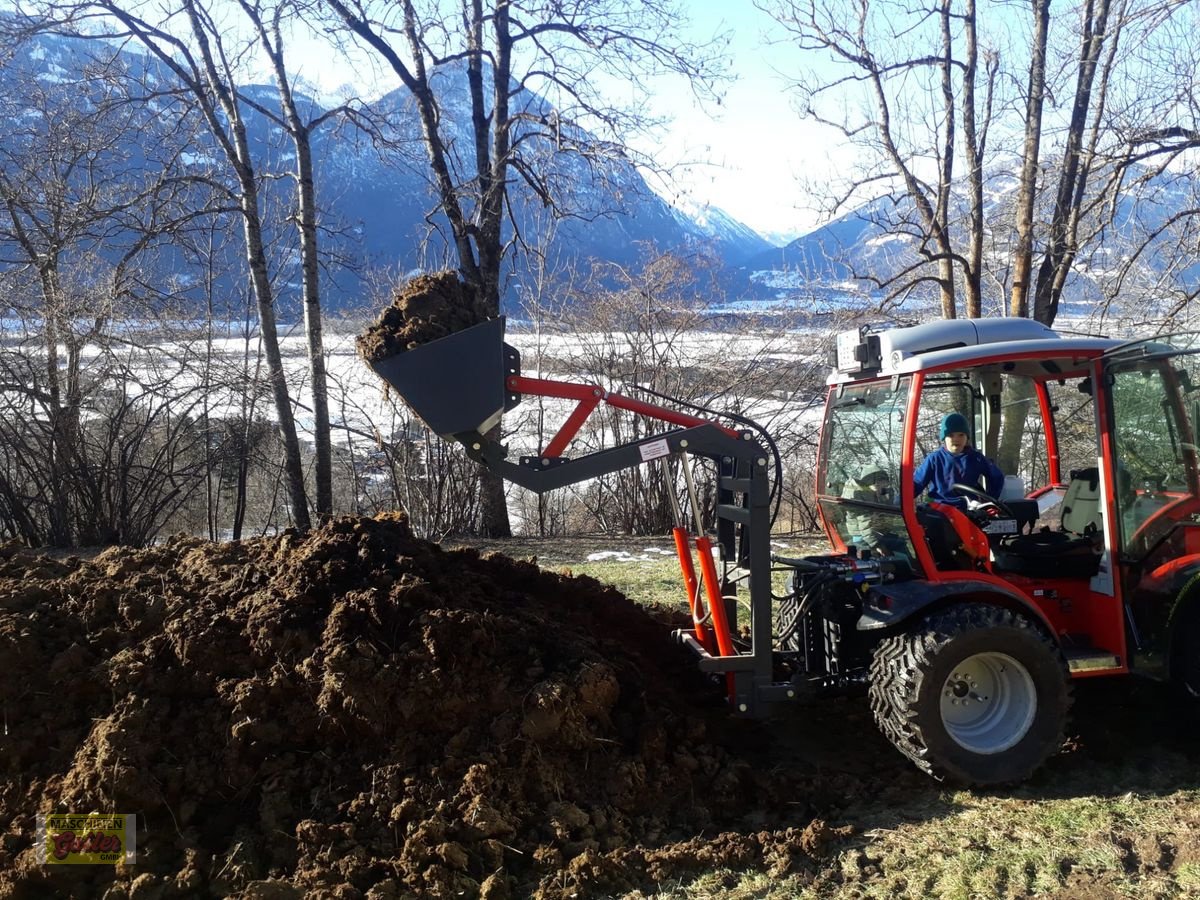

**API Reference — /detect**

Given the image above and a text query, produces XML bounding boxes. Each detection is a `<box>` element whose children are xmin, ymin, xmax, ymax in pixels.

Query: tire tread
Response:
<box><xmin>868</xmin><ymin>603</ymin><xmax>1071</xmax><ymax>785</ymax></box>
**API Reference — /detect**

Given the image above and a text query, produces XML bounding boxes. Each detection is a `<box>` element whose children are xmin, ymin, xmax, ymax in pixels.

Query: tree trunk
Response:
<box><xmin>1010</xmin><ymin>0</ymin><xmax>1050</xmax><ymax>320</ymax></box>
<box><xmin>479</xmin><ymin>461</ymin><xmax>511</xmax><ymax>538</ymax></box>
<box><xmin>239</xmin><ymin>180</ymin><xmax>311</xmax><ymax>531</ymax></box>
<box><xmin>290</xmin><ymin>127</ymin><xmax>332</xmax><ymax>516</ymax></box>
<box><xmin>996</xmin><ymin>378</ymin><xmax>1036</xmax><ymax>476</ymax></box>
<box><xmin>1032</xmin><ymin>0</ymin><xmax>1114</xmax><ymax>326</ymax></box>
<box><xmin>43</xmin><ymin>310</ymin><xmax>71</xmax><ymax>547</ymax></box>
<box><xmin>91</xmin><ymin>0</ymin><xmax>314</xmax><ymax>530</ymax></box>
<box><xmin>253</xmin><ymin>12</ymin><xmax>334</xmax><ymax>517</ymax></box>
<box><xmin>936</xmin><ymin>0</ymin><xmax>956</xmax><ymax>320</ymax></box>
<box><xmin>960</xmin><ymin>0</ymin><xmax>987</xmax><ymax>318</ymax></box>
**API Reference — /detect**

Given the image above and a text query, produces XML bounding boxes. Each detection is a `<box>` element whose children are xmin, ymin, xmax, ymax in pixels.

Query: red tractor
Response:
<box><xmin>372</xmin><ymin>316</ymin><xmax>1200</xmax><ymax>784</ymax></box>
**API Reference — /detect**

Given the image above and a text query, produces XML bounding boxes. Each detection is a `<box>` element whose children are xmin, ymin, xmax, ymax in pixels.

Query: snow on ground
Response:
<box><xmin>586</xmin><ymin>546</ymin><xmax>695</xmax><ymax>563</ymax></box>
<box><xmin>0</xmin><ymin>323</ymin><xmax>831</xmax><ymax>459</ymax></box>
<box><xmin>6</xmin><ymin>311</ymin><xmax>1168</xmax><ymax>475</ymax></box>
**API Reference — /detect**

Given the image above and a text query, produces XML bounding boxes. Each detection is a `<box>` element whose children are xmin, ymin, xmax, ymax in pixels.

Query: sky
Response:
<box><xmin>624</xmin><ymin>4</ymin><xmax>845</xmax><ymax>243</ymax></box>
<box><xmin>285</xmin><ymin>2</ymin><xmax>844</xmax><ymax>245</ymax></box>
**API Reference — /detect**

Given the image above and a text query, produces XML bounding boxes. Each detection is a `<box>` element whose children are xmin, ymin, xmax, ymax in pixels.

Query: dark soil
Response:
<box><xmin>0</xmin><ymin>515</ymin><xmax>867</xmax><ymax>899</ymax></box>
<box><xmin>356</xmin><ymin>271</ymin><xmax>489</xmax><ymax>363</ymax></box>
<box><xmin>8</xmin><ymin>517</ymin><xmax>1191</xmax><ymax>898</ymax></box>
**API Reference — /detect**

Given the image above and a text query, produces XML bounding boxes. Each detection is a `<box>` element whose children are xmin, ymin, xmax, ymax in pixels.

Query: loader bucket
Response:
<box><xmin>368</xmin><ymin>316</ymin><xmax>514</xmax><ymax>438</ymax></box>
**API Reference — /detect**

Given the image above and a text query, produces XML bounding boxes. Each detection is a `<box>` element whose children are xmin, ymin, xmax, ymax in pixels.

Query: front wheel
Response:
<box><xmin>869</xmin><ymin>603</ymin><xmax>1071</xmax><ymax>785</ymax></box>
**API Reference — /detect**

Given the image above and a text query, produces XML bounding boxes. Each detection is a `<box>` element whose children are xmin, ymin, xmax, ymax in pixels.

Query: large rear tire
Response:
<box><xmin>778</xmin><ymin>572</ymin><xmax>804</xmax><ymax>653</ymax></box>
<box><xmin>1170</xmin><ymin>601</ymin><xmax>1200</xmax><ymax>700</ymax></box>
<box><xmin>869</xmin><ymin>603</ymin><xmax>1071</xmax><ymax>785</ymax></box>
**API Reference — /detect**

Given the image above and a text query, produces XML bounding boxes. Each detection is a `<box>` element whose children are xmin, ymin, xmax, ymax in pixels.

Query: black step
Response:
<box><xmin>1063</xmin><ymin>649</ymin><xmax>1121</xmax><ymax>672</ymax></box>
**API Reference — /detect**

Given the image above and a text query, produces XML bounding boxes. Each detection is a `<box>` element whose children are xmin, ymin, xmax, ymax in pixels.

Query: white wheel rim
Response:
<box><xmin>939</xmin><ymin>652</ymin><xmax>1037</xmax><ymax>754</ymax></box>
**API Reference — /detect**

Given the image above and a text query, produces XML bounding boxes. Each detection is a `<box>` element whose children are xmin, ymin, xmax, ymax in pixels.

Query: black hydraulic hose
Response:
<box><xmin>627</xmin><ymin>383</ymin><xmax>785</xmax><ymax>528</ymax></box>
<box><xmin>777</xmin><ymin>570</ymin><xmax>836</xmax><ymax>645</ymax></box>
<box><xmin>770</xmin><ymin>553</ymin><xmax>824</xmax><ymax>569</ymax></box>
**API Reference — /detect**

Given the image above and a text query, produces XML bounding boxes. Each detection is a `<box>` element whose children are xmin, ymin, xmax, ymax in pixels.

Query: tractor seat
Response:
<box><xmin>991</xmin><ymin>468</ymin><xmax>1104</xmax><ymax>578</ymax></box>
<box><xmin>1061</xmin><ymin>467</ymin><xmax>1103</xmax><ymax>534</ymax></box>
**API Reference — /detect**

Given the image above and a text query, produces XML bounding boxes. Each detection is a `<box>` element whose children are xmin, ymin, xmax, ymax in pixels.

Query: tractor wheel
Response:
<box><xmin>1170</xmin><ymin>602</ymin><xmax>1200</xmax><ymax>701</ymax></box>
<box><xmin>869</xmin><ymin>603</ymin><xmax>1071</xmax><ymax>785</ymax></box>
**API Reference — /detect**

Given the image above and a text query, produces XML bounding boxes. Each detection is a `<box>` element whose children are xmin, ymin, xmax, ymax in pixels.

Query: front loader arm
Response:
<box><xmin>367</xmin><ymin>316</ymin><xmax>777</xmax><ymax>711</ymax></box>
<box><xmin>457</xmin><ymin>420</ymin><xmax>760</xmax><ymax>494</ymax></box>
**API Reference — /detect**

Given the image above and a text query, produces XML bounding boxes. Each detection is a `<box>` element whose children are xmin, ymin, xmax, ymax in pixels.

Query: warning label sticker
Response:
<box><xmin>638</xmin><ymin>438</ymin><xmax>671</xmax><ymax>462</ymax></box>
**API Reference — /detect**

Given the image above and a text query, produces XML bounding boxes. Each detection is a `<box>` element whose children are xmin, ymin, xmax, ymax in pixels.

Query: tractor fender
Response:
<box><xmin>1135</xmin><ymin>554</ymin><xmax>1200</xmax><ymax>605</ymax></box>
<box><xmin>857</xmin><ymin>578</ymin><xmax>1051</xmax><ymax>635</ymax></box>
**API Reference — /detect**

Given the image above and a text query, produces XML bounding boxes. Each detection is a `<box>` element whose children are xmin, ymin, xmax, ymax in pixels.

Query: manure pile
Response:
<box><xmin>0</xmin><ymin>515</ymin><xmax>861</xmax><ymax>899</ymax></box>
<box><xmin>357</xmin><ymin>271</ymin><xmax>488</xmax><ymax>362</ymax></box>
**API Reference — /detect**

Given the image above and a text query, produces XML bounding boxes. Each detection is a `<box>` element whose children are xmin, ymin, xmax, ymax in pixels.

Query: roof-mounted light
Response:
<box><xmin>834</xmin><ymin>326</ymin><xmax>883</xmax><ymax>375</ymax></box>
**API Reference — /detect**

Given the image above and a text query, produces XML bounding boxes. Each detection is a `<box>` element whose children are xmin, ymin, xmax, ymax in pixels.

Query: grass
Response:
<box><xmin>629</xmin><ymin>782</ymin><xmax>1200</xmax><ymax>900</ymax></box>
<box><xmin>447</xmin><ymin>532</ymin><xmax>1200</xmax><ymax>899</ymax></box>
<box><xmin>809</xmin><ymin>785</ymin><xmax>1200</xmax><ymax>900</ymax></box>
<box><xmin>469</xmin><ymin>533</ymin><xmax>822</xmax><ymax>625</ymax></box>
<box><xmin>567</xmin><ymin>552</ymin><xmax>691</xmax><ymax>611</ymax></box>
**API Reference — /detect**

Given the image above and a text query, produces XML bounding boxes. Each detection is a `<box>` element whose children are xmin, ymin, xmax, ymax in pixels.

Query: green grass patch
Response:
<box><xmin>563</xmin><ymin>552</ymin><xmax>688</xmax><ymax>611</ymax></box>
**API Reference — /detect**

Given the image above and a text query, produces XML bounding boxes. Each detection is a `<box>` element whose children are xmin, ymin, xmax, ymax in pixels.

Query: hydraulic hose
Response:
<box><xmin>628</xmin><ymin>383</ymin><xmax>785</xmax><ymax>528</ymax></box>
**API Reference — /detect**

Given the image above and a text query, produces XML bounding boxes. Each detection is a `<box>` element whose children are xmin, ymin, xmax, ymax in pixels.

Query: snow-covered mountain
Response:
<box><xmin>663</xmin><ymin>196</ymin><xmax>774</xmax><ymax>263</ymax></box>
<box><xmin>737</xmin><ymin>162</ymin><xmax>1200</xmax><ymax>320</ymax></box>
<box><xmin>0</xmin><ymin>25</ymin><xmax>773</xmax><ymax>317</ymax></box>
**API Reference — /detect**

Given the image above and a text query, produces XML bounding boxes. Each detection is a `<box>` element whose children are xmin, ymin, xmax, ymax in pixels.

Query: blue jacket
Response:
<box><xmin>913</xmin><ymin>447</ymin><xmax>1003</xmax><ymax>508</ymax></box>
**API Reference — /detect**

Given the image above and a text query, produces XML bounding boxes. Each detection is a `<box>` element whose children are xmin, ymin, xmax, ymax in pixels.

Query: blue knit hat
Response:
<box><xmin>940</xmin><ymin>412</ymin><xmax>971</xmax><ymax>441</ymax></box>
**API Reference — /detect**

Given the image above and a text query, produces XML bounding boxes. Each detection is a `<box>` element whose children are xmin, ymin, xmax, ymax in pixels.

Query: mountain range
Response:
<box><xmin>0</xmin><ymin>24</ymin><xmax>774</xmax><ymax>318</ymax></box>
<box><xmin>736</xmin><ymin>163</ymin><xmax>1200</xmax><ymax>318</ymax></box>
<box><xmin>2</xmin><ymin>21</ymin><xmax>1195</xmax><ymax>324</ymax></box>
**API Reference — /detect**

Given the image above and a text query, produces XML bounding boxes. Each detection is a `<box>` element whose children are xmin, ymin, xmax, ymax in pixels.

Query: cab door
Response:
<box><xmin>1101</xmin><ymin>336</ymin><xmax>1200</xmax><ymax>673</ymax></box>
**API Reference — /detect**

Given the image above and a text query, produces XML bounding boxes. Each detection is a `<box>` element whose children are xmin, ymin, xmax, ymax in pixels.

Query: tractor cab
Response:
<box><xmin>819</xmin><ymin>320</ymin><xmax>1200</xmax><ymax>681</ymax></box>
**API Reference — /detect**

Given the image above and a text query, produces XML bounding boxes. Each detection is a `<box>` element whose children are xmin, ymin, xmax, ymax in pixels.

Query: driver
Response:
<box><xmin>913</xmin><ymin>412</ymin><xmax>1003</xmax><ymax>510</ymax></box>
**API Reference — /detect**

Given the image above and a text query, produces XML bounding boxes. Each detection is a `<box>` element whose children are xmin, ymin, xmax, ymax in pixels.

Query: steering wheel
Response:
<box><xmin>950</xmin><ymin>482</ymin><xmax>1015</xmax><ymax>519</ymax></box>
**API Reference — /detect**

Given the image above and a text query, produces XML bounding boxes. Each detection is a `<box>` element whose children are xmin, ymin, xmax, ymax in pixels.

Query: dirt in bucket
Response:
<box><xmin>0</xmin><ymin>514</ymin><xmax>881</xmax><ymax>899</ymax></box>
<box><xmin>356</xmin><ymin>271</ymin><xmax>490</xmax><ymax>363</ymax></box>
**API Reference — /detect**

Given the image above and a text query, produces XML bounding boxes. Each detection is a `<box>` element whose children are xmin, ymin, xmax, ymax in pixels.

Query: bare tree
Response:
<box><xmin>0</xmin><ymin>34</ymin><xmax>211</xmax><ymax>544</ymax></box>
<box><xmin>1008</xmin><ymin>0</ymin><xmax>1050</xmax><ymax>319</ymax></box>
<box><xmin>1100</xmin><ymin>0</ymin><xmax>1200</xmax><ymax>322</ymax></box>
<box><xmin>762</xmin><ymin>0</ymin><xmax>999</xmax><ymax>317</ymax></box>
<box><xmin>765</xmin><ymin>0</ymin><xmax>1194</xmax><ymax>331</ymax></box>
<box><xmin>961</xmin><ymin>0</ymin><xmax>998</xmax><ymax>318</ymax></box>
<box><xmin>319</xmin><ymin>0</ymin><xmax>727</xmax><ymax>536</ymax></box>
<box><xmin>503</xmin><ymin>249</ymin><xmax>819</xmax><ymax>536</ymax></box>
<box><xmin>30</xmin><ymin>0</ymin><xmax>316</xmax><ymax>529</ymax></box>
<box><xmin>233</xmin><ymin>0</ymin><xmax>361</xmax><ymax>517</ymax></box>
<box><xmin>1030</xmin><ymin>0</ymin><xmax>1120</xmax><ymax>324</ymax></box>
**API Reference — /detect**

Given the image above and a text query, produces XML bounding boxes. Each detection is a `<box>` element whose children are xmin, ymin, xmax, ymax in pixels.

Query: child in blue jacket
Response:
<box><xmin>913</xmin><ymin>412</ymin><xmax>1003</xmax><ymax>510</ymax></box>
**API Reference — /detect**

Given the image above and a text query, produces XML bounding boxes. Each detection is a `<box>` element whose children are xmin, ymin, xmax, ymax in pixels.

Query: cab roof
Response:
<box><xmin>828</xmin><ymin>318</ymin><xmax>1124</xmax><ymax>385</ymax></box>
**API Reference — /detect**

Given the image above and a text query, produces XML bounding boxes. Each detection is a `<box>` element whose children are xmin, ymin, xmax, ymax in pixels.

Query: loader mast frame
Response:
<box><xmin>460</xmin><ymin>392</ymin><xmax>778</xmax><ymax>714</ymax></box>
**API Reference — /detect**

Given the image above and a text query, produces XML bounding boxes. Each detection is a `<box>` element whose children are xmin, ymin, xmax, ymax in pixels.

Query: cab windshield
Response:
<box><xmin>819</xmin><ymin>378</ymin><xmax>915</xmax><ymax>556</ymax></box>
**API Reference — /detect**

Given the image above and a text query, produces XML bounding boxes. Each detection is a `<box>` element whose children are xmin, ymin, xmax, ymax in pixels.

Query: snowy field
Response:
<box><xmin>124</xmin><ymin>324</ymin><xmax>835</xmax><ymax>461</ymax></box>
<box><xmin>0</xmin><ymin>310</ymin><xmax>1159</xmax><ymax>460</ymax></box>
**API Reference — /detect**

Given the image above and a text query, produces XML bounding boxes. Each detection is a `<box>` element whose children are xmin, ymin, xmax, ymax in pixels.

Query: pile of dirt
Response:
<box><xmin>0</xmin><ymin>515</ymin><xmax>863</xmax><ymax>899</ymax></box>
<box><xmin>357</xmin><ymin>271</ymin><xmax>489</xmax><ymax>363</ymax></box>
